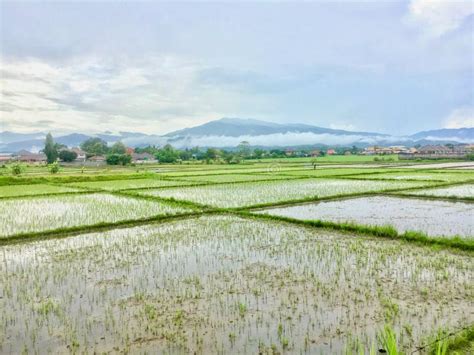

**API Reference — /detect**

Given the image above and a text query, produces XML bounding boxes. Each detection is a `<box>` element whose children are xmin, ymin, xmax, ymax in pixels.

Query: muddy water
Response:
<box><xmin>0</xmin><ymin>216</ymin><xmax>472</xmax><ymax>354</ymax></box>
<box><xmin>258</xmin><ymin>196</ymin><xmax>474</xmax><ymax>238</ymax></box>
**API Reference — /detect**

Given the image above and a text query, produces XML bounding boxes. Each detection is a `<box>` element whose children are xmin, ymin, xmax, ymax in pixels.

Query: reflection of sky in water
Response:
<box><xmin>260</xmin><ymin>196</ymin><xmax>474</xmax><ymax>238</ymax></box>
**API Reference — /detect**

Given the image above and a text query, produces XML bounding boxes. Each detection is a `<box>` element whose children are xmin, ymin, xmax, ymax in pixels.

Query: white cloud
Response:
<box><xmin>443</xmin><ymin>107</ymin><xmax>474</xmax><ymax>128</ymax></box>
<box><xmin>407</xmin><ymin>0</ymin><xmax>473</xmax><ymax>37</ymax></box>
<box><xmin>0</xmin><ymin>56</ymin><xmax>271</xmax><ymax>134</ymax></box>
<box><xmin>165</xmin><ymin>132</ymin><xmax>408</xmax><ymax>149</ymax></box>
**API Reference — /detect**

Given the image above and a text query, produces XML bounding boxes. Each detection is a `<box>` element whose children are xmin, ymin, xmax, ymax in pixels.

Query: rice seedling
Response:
<box><xmin>398</xmin><ymin>184</ymin><xmax>474</xmax><ymax>199</ymax></box>
<box><xmin>135</xmin><ymin>178</ymin><xmax>431</xmax><ymax>208</ymax></box>
<box><xmin>0</xmin><ymin>215</ymin><xmax>471</xmax><ymax>354</ymax></box>
<box><xmin>0</xmin><ymin>183</ymin><xmax>81</xmax><ymax>198</ymax></box>
<box><xmin>64</xmin><ymin>178</ymin><xmax>203</xmax><ymax>191</ymax></box>
<box><xmin>0</xmin><ymin>193</ymin><xmax>193</xmax><ymax>237</ymax></box>
<box><xmin>174</xmin><ymin>173</ymin><xmax>295</xmax><ymax>183</ymax></box>
<box><xmin>344</xmin><ymin>171</ymin><xmax>474</xmax><ymax>183</ymax></box>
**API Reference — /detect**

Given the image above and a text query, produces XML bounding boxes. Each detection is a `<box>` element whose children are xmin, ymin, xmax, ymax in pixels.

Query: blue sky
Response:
<box><xmin>1</xmin><ymin>1</ymin><xmax>473</xmax><ymax>135</ymax></box>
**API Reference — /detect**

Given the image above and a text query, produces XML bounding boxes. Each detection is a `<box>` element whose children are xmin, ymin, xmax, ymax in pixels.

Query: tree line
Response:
<box><xmin>44</xmin><ymin>133</ymin><xmax>364</xmax><ymax>166</ymax></box>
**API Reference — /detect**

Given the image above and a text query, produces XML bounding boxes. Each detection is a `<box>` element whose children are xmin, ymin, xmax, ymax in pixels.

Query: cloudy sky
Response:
<box><xmin>1</xmin><ymin>0</ymin><xmax>473</xmax><ymax>136</ymax></box>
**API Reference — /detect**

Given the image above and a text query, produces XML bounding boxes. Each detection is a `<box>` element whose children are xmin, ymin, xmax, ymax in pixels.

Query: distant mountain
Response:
<box><xmin>165</xmin><ymin>117</ymin><xmax>387</xmax><ymax>138</ymax></box>
<box><xmin>410</xmin><ymin>128</ymin><xmax>474</xmax><ymax>141</ymax></box>
<box><xmin>1</xmin><ymin>118</ymin><xmax>472</xmax><ymax>152</ymax></box>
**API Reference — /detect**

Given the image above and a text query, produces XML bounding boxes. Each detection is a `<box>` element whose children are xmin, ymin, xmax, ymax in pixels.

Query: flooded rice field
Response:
<box><xmin>344</xmin><ymin>171</ymin><xmax>474</xmax><ymax>183</ymax></box>
<box><xmin>0</xmin><ymin>216</ymin><xmax>471</xmax><ymax>354</ymax></box>
<box><xmin>0</xmin><ymin>183</ymin><xmax>81</xmax><ymax>198</ymax></box>
<box><xmin>174</xmin><ymin>173</ymin><xmax>292</xmax><ymax>183</ymax></box>
<box><xmin>137</xmin><ymin>179</ymin><xmax>430</xmax><ymax>208</ymax></box>
<box><xmin>401</xmin><ymin>184</ymin><xmax>474</xmax><ymax>199</ymax></box>
<box><xmin>0</xmin><ymin>193</ymin><xmax>193</xmax><ymax>237</ymax></box>
<box><xmin>257</xmin><ymin>196</ymin><xmax>474</xmax><ymax>238</ymax></box>
<box><xmin>65</xmin><ymin>178</ymin><xmax>202</xmax><ymax>191</ymax></box>
<box><xmin>397</xmin><ymin>162</ymin><xmax>474</xmax><ymax>169</ymax></box>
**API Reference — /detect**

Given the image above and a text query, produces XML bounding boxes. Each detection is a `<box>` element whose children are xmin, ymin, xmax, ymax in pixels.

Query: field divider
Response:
<box><xmin>0</xmin><ymin>189</ymin><xmax>98</xmax><ymax>201</ymax></box>
<box><xmin>384</xmin><ymin>192</ymin><xmax>474</xmax><ymax>203</ymax></box>
<box><xmin>224</xmin><ymin>182</ymin><xmax>442</xmax><ymax>211</ymax></box>
<box><xmin>111</xmin><ymin>189</ymin><xmax>213</xmax><ymax>211</ymax></box>
<box><xmin>0</xmin><ymin>210</ymin><xmax>209</xmax><ymax>246</ymax></box>
<box><xmin>234</xmin><ymin>210</ymin><xmax>474</xmax><ymax>253</ymax></box>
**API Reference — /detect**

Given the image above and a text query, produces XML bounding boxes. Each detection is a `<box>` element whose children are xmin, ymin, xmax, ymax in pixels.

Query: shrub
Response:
<box><xmin>10</xmin><ymin>163</ymin><xmax>25</xmax><ymax>176</ymax></box>
<box><xmin>48</xmin><ymin>162</ymin><xmax>60</xmax><ymax>174</ymax></box>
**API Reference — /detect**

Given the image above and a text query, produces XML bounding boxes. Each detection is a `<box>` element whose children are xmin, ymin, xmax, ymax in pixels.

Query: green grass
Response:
<box><xmin>251</xmin><ymin>154</ymin><xmax>399</xmax><ymax>163</ymax></box>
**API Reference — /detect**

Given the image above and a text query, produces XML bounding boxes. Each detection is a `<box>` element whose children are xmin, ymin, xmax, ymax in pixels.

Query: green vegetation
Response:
<box><xmin>58</xmin><ymin>149</ymin><xmax>77</xmax><ymax>162</ymax></box>
<box><xmin>43</xmin><ymin>132</ymin><xmax>58</xmax><ymax>164</ymax></box>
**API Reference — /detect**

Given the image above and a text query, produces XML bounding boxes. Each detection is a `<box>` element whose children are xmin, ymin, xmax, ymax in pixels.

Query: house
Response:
<box><xmin>399</xmin><ymin>144</ymin><xmax>470</xmax><ymax>160</ymax></box>
<box><xmin>310</xmin><ymin>150</ymin><xmax>321</xmax><ymax>157</ymax></box>
<box><xmin>0</xmin><ymin>154</ymin><xmax>13</xmax><ymax>163</ymax></box>
<box><xmin>131</xmin><ymin>152</ymin><xmax>157</xmax><ymax>163</ymax></box>
<box><xmin>388</xmin><ymin>146</ymin><xmax>409</xmax><ymax>154</ymax></box>
<box><xmin>15</xmin><ymin>150</ymin><xmax>47</xmax><ymax>163</ymax></box>
<box><xmin>71</xmin><ymin>148</ymin><xmax>86</xmax><ymax>161</ymax></box>
<box><xmin>326</xmin><ymin>149</ymin><xmax>336</xmax><ymax>155</ymax></box>
<box><xmin>417</xmin><ymin>145</ymin><xmax>452</xmax><ymax>155</ymax></box>
<box><xmin>88</xmin><ymin>155</ymin><xmax>106</xmax><ymax>162</ymax></box>
<box><xmin>126</xmin><ymin>147</ymin><xmax>135</xmax><ymax>155</ymax></box>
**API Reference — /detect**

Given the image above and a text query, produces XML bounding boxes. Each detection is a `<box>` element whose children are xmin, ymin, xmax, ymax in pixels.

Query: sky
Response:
<box><xmin>0</xmin><ymin>0</ymin><xmax>473</xmax><ymax>136</ymax></box>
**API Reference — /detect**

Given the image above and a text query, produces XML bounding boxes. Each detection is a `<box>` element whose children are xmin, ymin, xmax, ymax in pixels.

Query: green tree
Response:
<box><xmin>205</xmin><ymin>148</ymin><xmax>221</xmax><ymax>160</ymax></box>
<box><xmin>110</xmin><ymin>141</ymin><xmax>127</xmax><ymax>154</ymax></box>
<box><xmin>80</xmin><ymin>138</ymin><xmax>108</xmax><ymax>156</ymax></box>
<box><xmin>155</xmin><ymin>144</ymin><xmax>180</xmax><ymax>163</ymax></box>
<box><xmin>44</xmin><ymin>133</ymin><xmax>58</xmax><ymax>164</ymax></box>
<box><xmin>58</xmin><ymin>150</ymin><xmax>78</xmax><ymax>162</ymax></box>
<box><xmin>238</xmin><ymin>141</ymin><xmax>251</xmax><ymax>158</ymax></box>
<box><xmin>253</xmin><ymin>148</ymin><xmax>265</xmax><ymax>159</ymax></box>
<box><xmin>106</xmin><ymin>154</ymin><xmax>131</xmax><ymax>165</ymax></box>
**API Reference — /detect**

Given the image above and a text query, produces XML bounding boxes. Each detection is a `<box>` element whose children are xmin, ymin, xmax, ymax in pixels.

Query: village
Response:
<box><xmin>1</xmin><ymin>142</ymin><xmax>473</xmax><ymax>165</ymax></box>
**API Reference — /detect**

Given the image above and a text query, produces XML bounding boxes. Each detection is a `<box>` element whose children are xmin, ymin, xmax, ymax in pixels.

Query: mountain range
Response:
<box><xmin>1</xmin><ymin>118</ymin><xmax>473</xmax><ymax>153</ymax></box>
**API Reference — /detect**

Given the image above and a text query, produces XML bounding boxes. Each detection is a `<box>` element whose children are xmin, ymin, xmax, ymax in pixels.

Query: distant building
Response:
<box><xmin>131</xmin><ymin>152</ymin><xmax>157</xmax><ymax>163</ymax></box>
<box><xmin>15</xmin><ymin>150</ymin><xmax>47</xmax><ymax>163</ymax></box>
<box><xmin>126</xmin><ymin>147</ymin><xmax>135</xmax><ymax>155</ymax></box>
<box><xmin>326</xmin><ymin>149</ymin><xmax>336</xmax><ymax>155</ymax></box>
<box><xmin>399</xmin><ymin>144</ymin><xmax>472</xmax><ymax>160</ymax></box>
<box><xmin>363</xmin><ymin>146</ymin><xmax>409</xmax><ymax>155</ymax></box>
<box><xmin>88</xmin><ymin>155</ymin><xmax>106</xmax><ymax>162</ymax></box>
<box><xmin>0</xmin><ymin>154</ymin><xmax>13</xmax><ymax>163</ymax></box>
<box><xmin>71</xmin><ymin>148</ymin><xmax>86</xmax><ymax>162</ymax></box>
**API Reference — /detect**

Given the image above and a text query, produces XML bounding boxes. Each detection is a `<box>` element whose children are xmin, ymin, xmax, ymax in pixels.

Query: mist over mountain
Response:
<box><xmin>1</xmin><ymin>118</ymin><xmax>472</xmax><ymax>153</ymax></box>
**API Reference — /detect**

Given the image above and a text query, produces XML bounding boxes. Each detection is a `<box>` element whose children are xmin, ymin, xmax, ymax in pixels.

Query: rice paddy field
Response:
<box><xmin>135</xmin><ymin>179</ymin><xmax>432</xmax><ymax>208</ymax></box>
<box><xmin>0</xmin><ymin>159</ymin><xmax>473</xmax><ymax>354</ymax></box>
